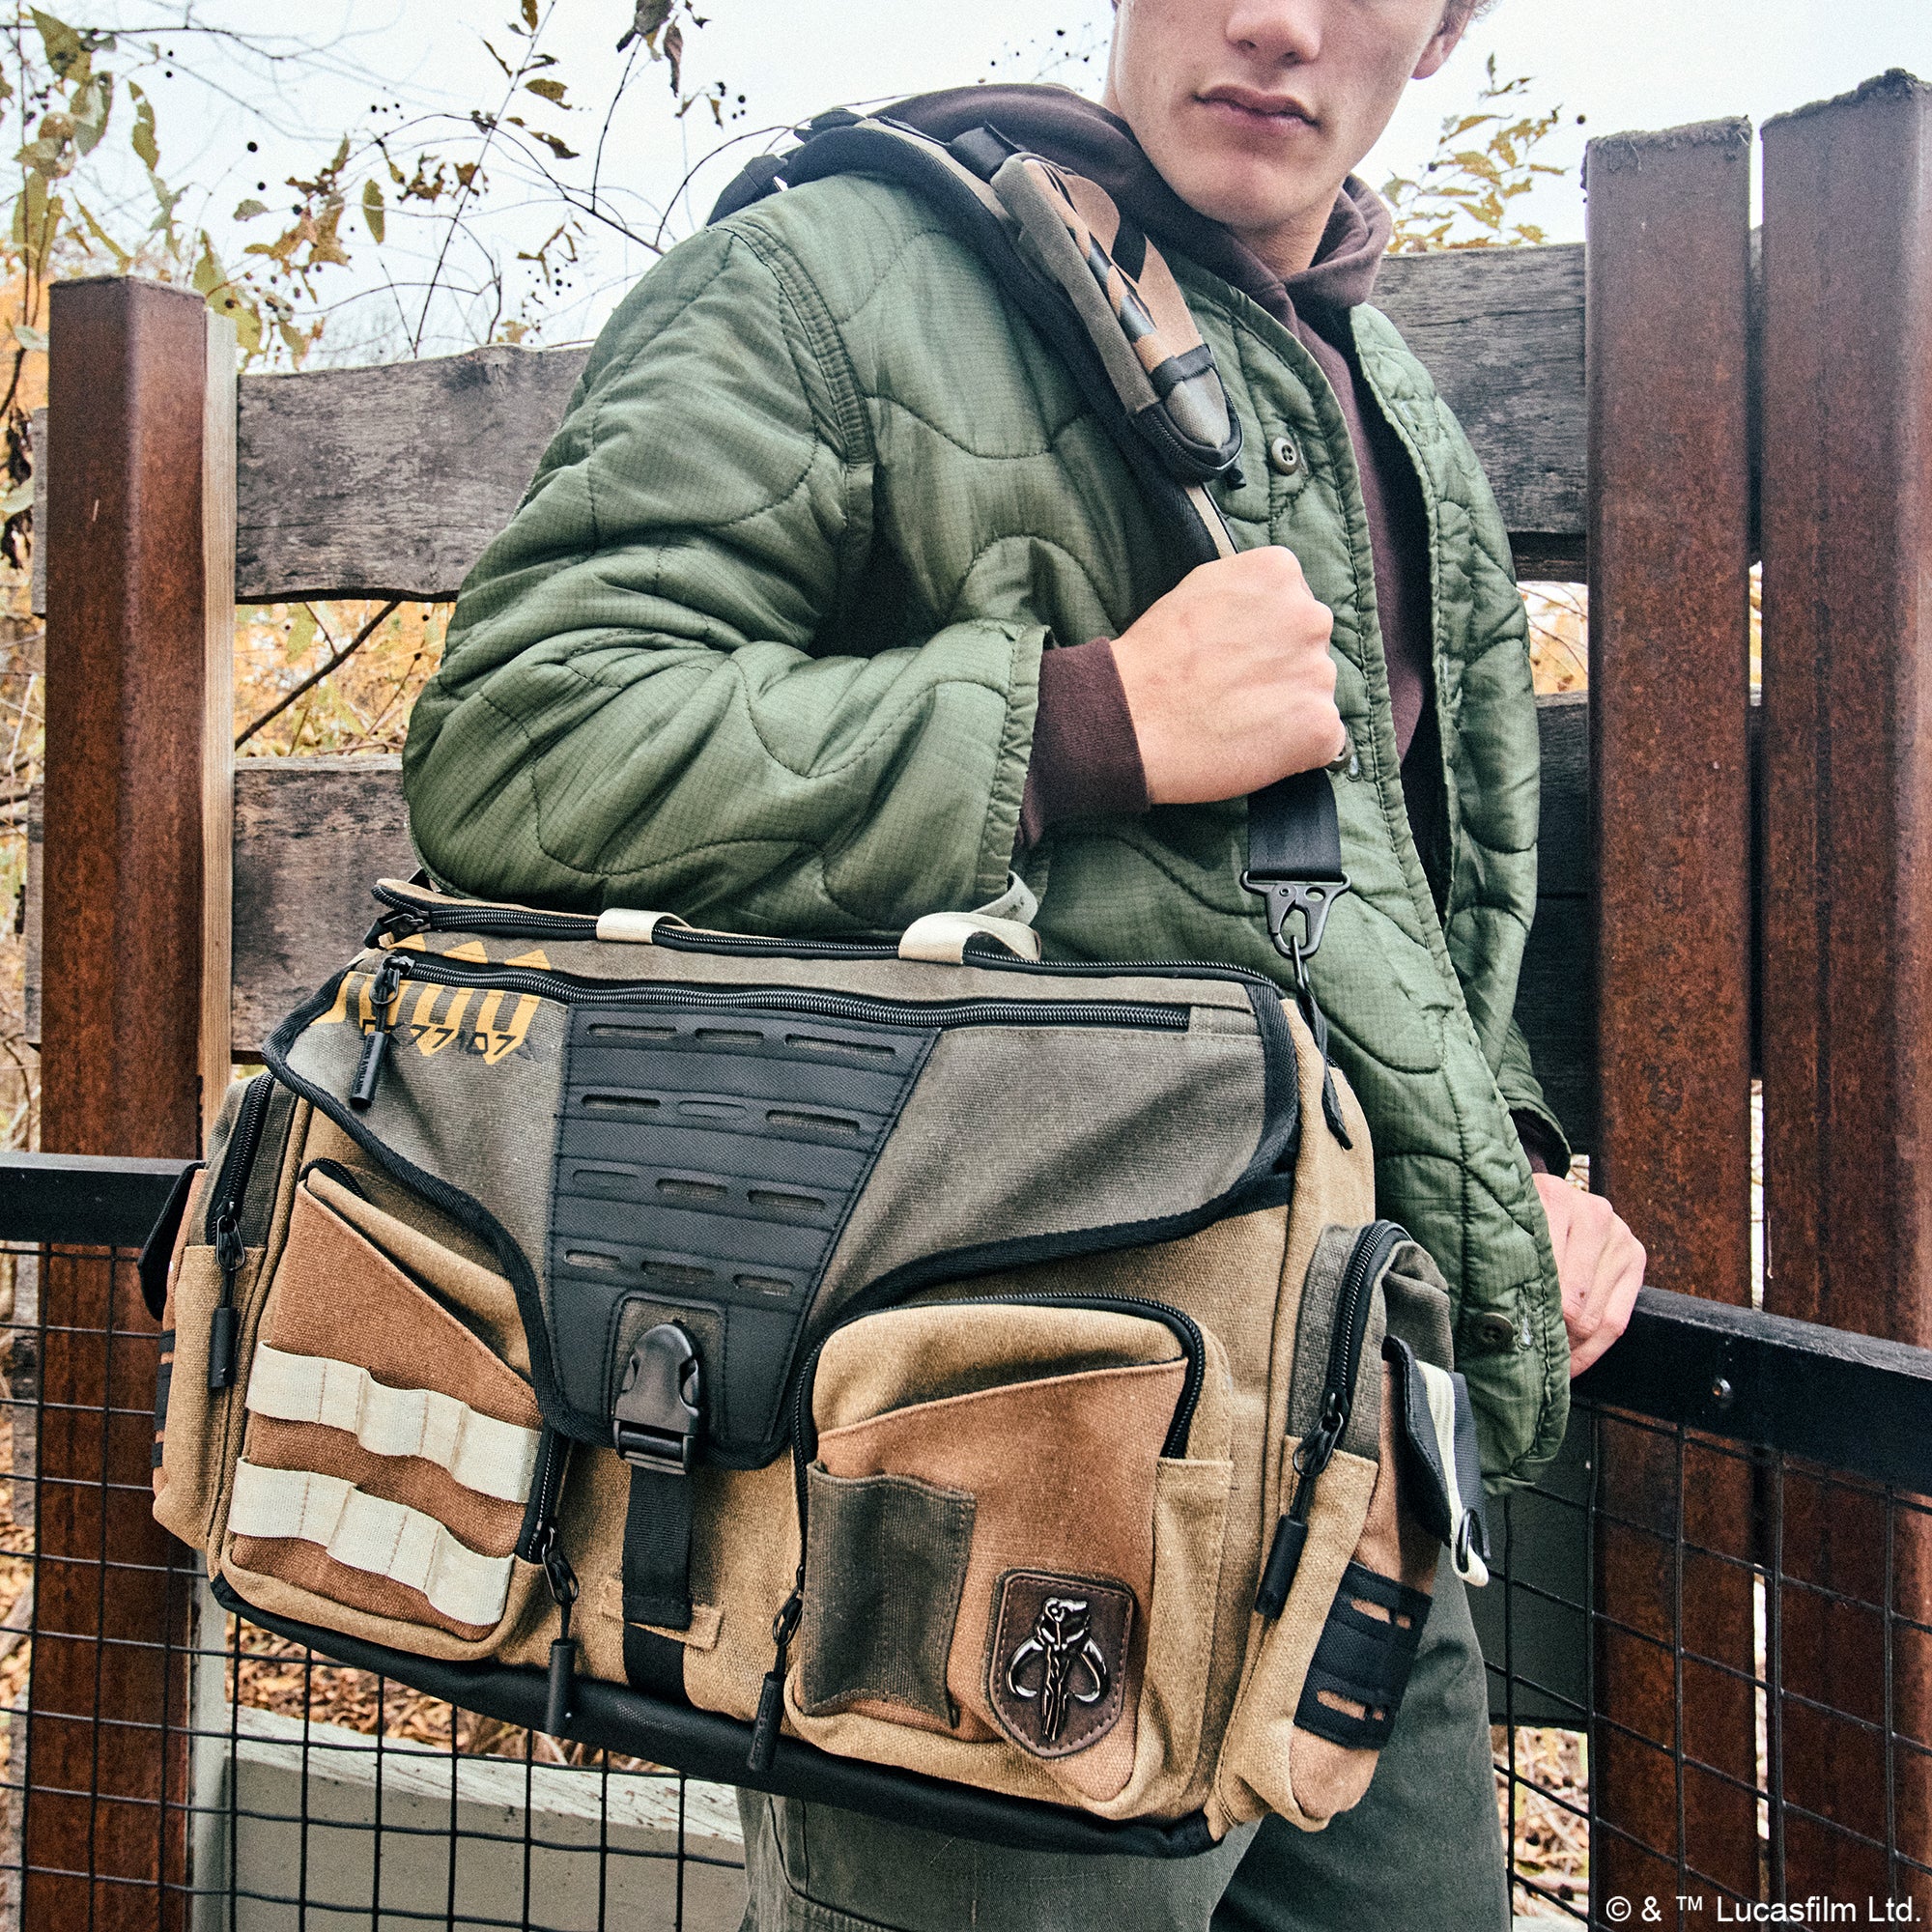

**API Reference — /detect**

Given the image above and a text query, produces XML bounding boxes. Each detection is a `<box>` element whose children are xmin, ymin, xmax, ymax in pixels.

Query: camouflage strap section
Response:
<box><xmin>987</xmin><ymin>152</ymin><xmax>1241</xmax><ymax>483</ymax></box>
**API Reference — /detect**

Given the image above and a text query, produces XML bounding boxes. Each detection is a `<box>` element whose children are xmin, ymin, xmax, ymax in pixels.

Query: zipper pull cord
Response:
<box><xmin>540</xmin><ymin>1529</ymin><xmax>581</xmax><ymax>1737</ymax></box>
<box><xmin>206</xmin><ymin>1207</ymin><xmax>243</xmax><ymax>1392</ymax></box>
<box><xmin>749</xmin><ymin>1572</ymin><xmax>806</xmax><ymax>1774</ymax></box>
<box><xmin>350</xmin><ymin>953</ymin><xmax>412</xmax><ymax>1111</ymax></box>
<box><xmin>1254</xmin><ymin>1389</ymin><xmax>1347</xmax><ymax>1621</ymax></box>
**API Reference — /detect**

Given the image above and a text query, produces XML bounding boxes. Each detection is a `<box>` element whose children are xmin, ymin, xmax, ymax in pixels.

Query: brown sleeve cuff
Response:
<box><xmin>1017</xmin><ymin>638</ymin><xmax>1151</xmax><ymax>851</ymax></box>
<box><xmin>1513</xmin><ymin>1109</ymin><xmax>1568</xmax><ymax>1179</ymax></box>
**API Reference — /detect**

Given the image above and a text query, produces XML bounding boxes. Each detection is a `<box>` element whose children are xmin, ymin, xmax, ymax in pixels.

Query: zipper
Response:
<box><xmin>1253</xmin><ymin>1220</ymin><xmax>1407</xmax><ymax>1620</ymax></box>
<box><xmin>370</xmin><ymin>883</ymin><xmax>901</xmax><ymax>958</ymax></box>
<box><xmin>367</xmin><ymin>881</ymin><xmax>1293</xmax><ymax>992</ymax></box>
<box><xmin>516</xmin><ymin>1429</ymin><xmax>580</xmax><ymax>1736</ymax></box>
<box><xmin>748</xmin><ymin>1290</ymin><xmax>1205</xmax><ymax>1773</ymax></box>
<box><xmin>203</xmin><ymin>1073</ymin><xmax>278</xmax><ymax>1393</ymax></box>
<box><xmin>342</xmin><ymin>954</ymin><xmax>1187</xmax><ymax>1109</ymax></box>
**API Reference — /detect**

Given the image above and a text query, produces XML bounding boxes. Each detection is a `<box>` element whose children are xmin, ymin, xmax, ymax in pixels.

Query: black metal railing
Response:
<box><xmin>0</xmin><ymin>1153</ymin><xmax>1926</xmax><ymax>1929</ymax></box>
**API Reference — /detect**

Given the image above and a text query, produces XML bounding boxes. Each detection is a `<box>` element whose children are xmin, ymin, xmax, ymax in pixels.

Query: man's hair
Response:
<box><xmin>1444</xmin><ymin>0</ymin><xmax>1499</xmax><ymax>20</ymax></box>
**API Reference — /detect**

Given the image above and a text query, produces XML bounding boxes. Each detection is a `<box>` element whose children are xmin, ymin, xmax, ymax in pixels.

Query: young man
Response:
<box><xmin>404</xmin><ymin>1</ymin><xmax>1644</xmax><ymax>1924</ymax></box>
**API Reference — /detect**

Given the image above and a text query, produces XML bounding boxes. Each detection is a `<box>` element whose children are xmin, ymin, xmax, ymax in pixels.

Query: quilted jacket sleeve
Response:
<box><xmin>1497</xmin><ymin>1016</ymin><xmax>1572</xmax><ymax>1175</ymax></box>
<box><xmin>401</xmin><ymin>220</ymin><xmax>1043</xmax><ymax>932</ymax></box>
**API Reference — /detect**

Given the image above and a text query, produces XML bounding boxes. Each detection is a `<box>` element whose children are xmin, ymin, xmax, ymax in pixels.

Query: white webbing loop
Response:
<box><xmin>595</xmin><ymin>907</ymin><xmax>691</xmax><ymax>944</ymax></box>
<box><xmin>1414</xmin><ymin>1358</ymin><xmax>1490</xmax><ymax>1588</ymax></box>
<box><xmin>897</xmin><ymin>871</ymin><xmax>1042</xmax><ymax>964</ymax></box>
<box><xmin>228</xmin><ymin>1460</ymin><xmax>515</xmax><ymax>1627</ymax></box>
<box><xmin>244</xmin><ymin>1344</ymin><xmax>539</xmax><ymax>1504</ymax></box>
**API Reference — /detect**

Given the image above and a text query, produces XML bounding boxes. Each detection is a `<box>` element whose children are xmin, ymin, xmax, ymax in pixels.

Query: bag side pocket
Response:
<box><xmin>214</xmin><ymin>1180</ymin><xmax>545</xmax><ymax>1659</ymax></box>
<box><xmin>153</xmin><ymin>1180</ymin><xmax>224</xmax><ymax>1548</ymax></box>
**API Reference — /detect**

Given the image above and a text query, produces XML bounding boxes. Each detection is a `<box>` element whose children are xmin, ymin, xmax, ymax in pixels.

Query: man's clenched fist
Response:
<box><xmin>1112</xmin><ymin>547</ymin><xmax>1348</xmax><ymax>805</ymax></box>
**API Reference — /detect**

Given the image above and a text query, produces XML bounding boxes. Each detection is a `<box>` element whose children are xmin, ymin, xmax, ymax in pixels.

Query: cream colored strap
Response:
<box><xmin>228</xmin><ymin>1460</ymin><xmax>515</xmax><ymax>1627</ymax></box>
<box><xmin>245</xmin><ymin>1344</ymin><xmax>539</xmax><ymax>1504</ymax></box>
<box><xmin>1415</xmin><ymin>1358</ymin><xmax>1490</xmax><ymax>1588</ymax></box>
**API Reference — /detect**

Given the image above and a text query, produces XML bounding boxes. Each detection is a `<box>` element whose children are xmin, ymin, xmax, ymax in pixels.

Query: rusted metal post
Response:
<box><xmin>1760</xmin><ymin>70</ymin><xmax>1932</xmax><ymax>1907</ymax></box>
<box><xmin>28</xmin><ymin>278</ymin><xmax>218</xmax><ymax>1928</ymax></box>
<box><xmin>1585</xmin><ymin>120</ymin><xmax>1760</xmax><ymax>1917</ymax></box>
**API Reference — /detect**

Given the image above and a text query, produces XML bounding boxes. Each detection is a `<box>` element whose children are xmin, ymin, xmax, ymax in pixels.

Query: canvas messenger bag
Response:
<box><xmin>148</xmin><ymin>118</ymin><xmax>1493</xmax><ymax>1859</ymax></box>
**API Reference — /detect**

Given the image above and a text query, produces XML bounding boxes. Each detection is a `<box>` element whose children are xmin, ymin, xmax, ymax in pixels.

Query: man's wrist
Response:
<box><xmin>1017</xmin><ymin>637</ymin><xmax>1151</xmax><ymax>851</ymax></box>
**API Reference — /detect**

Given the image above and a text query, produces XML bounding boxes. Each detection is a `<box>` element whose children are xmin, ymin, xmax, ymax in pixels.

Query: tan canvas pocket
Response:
<box><xmin>214</xmin><ymin>1177</ymin><xmax>545</xmax><ymax>1655</ymax></box>
<box><xmin>1217</xmin><ymin>1224</ymin><xmax>1481</xmax><ymax>1831</ymax></box>
<box><xmin>152</xmin><ymin>1176</ymin><xmax>224</xmax><ymax>1548</ymax></box>
<box><xmin>782</xmin><ymin>1297</ymin><xmax>1232</xmax><ymax>1814</ymax></box>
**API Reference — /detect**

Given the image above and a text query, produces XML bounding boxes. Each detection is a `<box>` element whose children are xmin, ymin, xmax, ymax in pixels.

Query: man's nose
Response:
<box><xmin>1221</xmin><ymin>0</ymin><xmax>1324</xmax><ymax>68</ymax></box>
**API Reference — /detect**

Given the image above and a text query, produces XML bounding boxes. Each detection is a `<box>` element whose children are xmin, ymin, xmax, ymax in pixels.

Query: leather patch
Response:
<box><xmin>986</xmin><ymin>1571</ymin><xmax>1132</xmax><ymax>1759</ymax></box>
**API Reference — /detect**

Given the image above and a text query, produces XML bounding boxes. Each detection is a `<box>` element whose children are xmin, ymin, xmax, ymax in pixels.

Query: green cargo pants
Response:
<box><xmin>735</xmin><ymin>1557</ymin><xmax>1507</xmax><ymax>1931</ymax></box>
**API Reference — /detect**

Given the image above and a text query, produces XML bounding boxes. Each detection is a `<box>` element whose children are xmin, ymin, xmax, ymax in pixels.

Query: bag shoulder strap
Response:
<box><xmin>709</xmin><ymin>115</ymin><xmax>1350</xmax><ymax>979</ymax></box>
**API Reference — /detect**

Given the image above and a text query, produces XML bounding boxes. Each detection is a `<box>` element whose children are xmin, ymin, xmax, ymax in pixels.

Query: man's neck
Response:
<box><xmin>1225</xmin><ymin>204</ymin><xmax>1335</xmax><ymax>280</ymax></box>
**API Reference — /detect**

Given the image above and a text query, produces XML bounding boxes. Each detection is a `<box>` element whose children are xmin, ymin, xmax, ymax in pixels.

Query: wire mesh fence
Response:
<box><xmin>0</xmin><ymin>1192</ymin><xmax>1925</xmax><ymax>1930</ymax></box>
<box><xmin>1487</xmin><ymin>1400</ymin><xmax>1932</xmax><ymax>1926</ymax></box>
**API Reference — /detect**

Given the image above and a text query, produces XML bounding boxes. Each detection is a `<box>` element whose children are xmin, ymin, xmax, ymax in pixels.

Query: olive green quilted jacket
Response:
<box><xmin>402</xmin><ymin>171</ymin><xmax>1571</xmax><ymax>1485</ymax></box>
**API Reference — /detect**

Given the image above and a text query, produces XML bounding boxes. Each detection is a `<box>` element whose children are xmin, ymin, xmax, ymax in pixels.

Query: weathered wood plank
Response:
<box><xmin>59</xmin><ymin>242</ymin><xmax>1573</xmax><ymax>611</ymax></box>
<box><xmin>227</xmin><ymin>754</ymin><xmax>416</xmax><ymax>1052</ymax></box>
<box><xmin>234</xmin><ymin>344</ymin><xmax>590</xmax><ymax>604</ymax></box>
<box><xmin>1375</xmin><ymin>243</ymin><xmax>1586</xmax><ymax>565</ymax></box>
<box><xmin>26</xmin><ymin>696</ymin><xmax>1602</xmax><ymax>1148</ymax></box>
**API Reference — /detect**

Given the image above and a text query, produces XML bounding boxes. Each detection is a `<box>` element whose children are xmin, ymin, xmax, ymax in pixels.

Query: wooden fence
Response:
<box><xmin>18</xmin><ymin>70</ymin><xmax>1932</xmax><ymax>1925</ymax></box>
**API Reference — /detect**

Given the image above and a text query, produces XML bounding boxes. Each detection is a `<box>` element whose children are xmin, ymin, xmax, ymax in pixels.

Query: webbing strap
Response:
<box><xmin>620</xmin><ymin>1463</ymin><xmax>695</xmax><ymax>1696</ymax></box>
<box><xmin>228</xmin><ymin>1460</ymin><xmax>514</xmax><ymax>1628</ymax></box>
<box><xmin>245</xmin><ymin>1343</ymin><xmax>541</xmax><ymax>1504</ymax></box>
<box><xmin>1247</xmin><ymin>772</ymin><xmax>1347</xmax><ymax>890</ymax></box>
<box><xmin>621</xmin><ymin>1463</ymin><xmax>695</xmax><ymax>1634</ymax></box>
<box><xmin>712</xmin><ymin>113</ymin><xmax>1353</xmax><ymax>1114</ymax></box>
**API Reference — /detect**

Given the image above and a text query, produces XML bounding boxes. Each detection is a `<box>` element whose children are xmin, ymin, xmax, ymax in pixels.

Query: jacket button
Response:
<box><xmin>1472</xmin><ymin>1311</ymin><xmax>1518</xmax><ymax>1353</ymax></box>
<box><xmin>1267</xmin><ymin>434</ymin><xmax>1302</xmax><ymax>476</ymax></box>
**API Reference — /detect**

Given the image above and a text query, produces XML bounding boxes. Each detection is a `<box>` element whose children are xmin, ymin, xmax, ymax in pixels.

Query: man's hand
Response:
<box><xmin>1533</xmin><ymin>1174</ymin><xmax>1645</xmax><ymax>1378</ymax></box>
<box><xmin>1112</xmin><ymin>547</ymin><xmax>1347</xmax><ymax>805</ymax></box>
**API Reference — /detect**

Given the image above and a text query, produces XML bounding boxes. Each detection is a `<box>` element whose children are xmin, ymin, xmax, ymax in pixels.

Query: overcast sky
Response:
<box><xmin>126</xmin><ymin>0</ymin><xmax>1932</xmax><ymax>357</ymax></box>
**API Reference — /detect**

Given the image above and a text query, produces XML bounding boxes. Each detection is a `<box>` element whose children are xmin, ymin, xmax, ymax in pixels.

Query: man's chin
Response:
<box><xmin>1155</xmin><ymin>160</ymin><xmax>1333</xmax><ymax>243</ymax></box>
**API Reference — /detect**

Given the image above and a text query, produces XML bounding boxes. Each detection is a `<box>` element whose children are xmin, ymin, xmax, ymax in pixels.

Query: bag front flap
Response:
<box><xmin>265</xmin><ymin>883</ymin><xmax>1301</xmax><ymax>1468</ymax></box>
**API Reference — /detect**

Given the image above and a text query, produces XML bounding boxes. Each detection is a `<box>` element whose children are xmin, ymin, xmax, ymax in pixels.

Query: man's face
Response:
<box><xmin>1104</xmin><ymin>0</ymin><xmax>1466</xmax><ymax>268</ymax></box>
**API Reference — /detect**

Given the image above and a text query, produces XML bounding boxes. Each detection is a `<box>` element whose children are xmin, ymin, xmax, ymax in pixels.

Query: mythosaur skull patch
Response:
<box><xmin>987</xmin><ymin>1571</ymin><xmax>1133</xmax><ymax>1758</ymax></box>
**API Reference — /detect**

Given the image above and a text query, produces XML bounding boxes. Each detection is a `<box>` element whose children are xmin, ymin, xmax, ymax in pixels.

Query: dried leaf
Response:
<box><xmin>617</xmin><ymin>0</ymin><xmax>673</xmax><ymax>53</ymax></box>
<box><xmin>521</xmin><ymin>0</ymin><xmax>537</xmax><ymax>24</ymax></box>
<box><xmin>128</xmin><ymin>83</ymin><xmax>156</xmax><ymax>171</ymax></box>
<box><xmin>11</xmin><ymin>325</ymin><xmax>45</xmax><ymax>353</ymax></box>
<box><xmin>232</xmin><ymin>197</ymin><xmax>268</xmax><ymax>220</ymax></box>
<box><xmin>664</xmin><ymin>19</ymin><xmax>683</xmax><ymax>93</ymax></box>
<box><xmin>360</xmin><ymin>178</ymin><xmax>384</xmax><ymax>243</ymax></box>
<box><xmin>525</xmin><ymin>77</ymin><xmax>567</xmax><ymax>105</ymax></box>
<box><xmin>526</xmin><ymin>128</ymin><xmax>578</xmax><ymax>160</ymax></box>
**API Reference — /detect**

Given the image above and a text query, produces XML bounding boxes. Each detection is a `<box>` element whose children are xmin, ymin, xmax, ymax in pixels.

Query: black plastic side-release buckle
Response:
<box><xmin>1239</xmin><ymin>872</ymin><xmax>1350</xmax><ymax>989</ymax></box>
<box><xmin>612</xmin><ymin>1323</ymin><xmax>703</xmax><ymax>1474</ymax></box>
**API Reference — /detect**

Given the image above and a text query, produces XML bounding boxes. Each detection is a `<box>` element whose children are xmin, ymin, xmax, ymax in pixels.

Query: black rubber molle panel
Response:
<box><xmin>551</xmin><ymin>1002</ymin><xmax>936</xmax><ymax>1461</ymax></box>
<box><xmin>1293</xmin><ymin>1561</ymin><xmax>1432</xmax><ymax>1751</ymax></box>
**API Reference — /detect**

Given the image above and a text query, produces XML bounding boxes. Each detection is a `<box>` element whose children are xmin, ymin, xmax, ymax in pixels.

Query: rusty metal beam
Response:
<box><xmin>1585</xmin><ymin>118</ymin><xmax>1760</xmax><ymax>1917</ymax></box>
<box><xmin>1759</xmin><ymin>69</ymin><xmax>1932</xmax><ymax>1908</ymax></box>
<box><xmin>29</xmin><ymin>277</ymin><xmax>215</xmax><ymax>1928</ymax></box>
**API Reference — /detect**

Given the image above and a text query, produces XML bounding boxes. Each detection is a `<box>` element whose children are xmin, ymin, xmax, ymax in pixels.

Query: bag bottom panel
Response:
<box><xmin>207</xmin><ymin>1576</ymin><xmax>1217</xmax><ymax>1861</ymax></box>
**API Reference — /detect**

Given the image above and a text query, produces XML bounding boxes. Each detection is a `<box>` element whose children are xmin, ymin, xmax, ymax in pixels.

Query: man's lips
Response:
<box><xmin>1196</xmin><ymin>85</ymin><xmax>1321</xmax><ymax>131</ymax></box>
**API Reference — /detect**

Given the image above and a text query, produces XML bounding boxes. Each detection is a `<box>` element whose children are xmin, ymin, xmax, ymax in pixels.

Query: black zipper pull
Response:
<box><xmin>207</xmin><ymin>1207</ymin><xmax>243</xmax><ymax>1391</ymax></box>
<box><xmin>362</xmin><ymin>907</ymin><xmax>431</xmax><ymax>950</ymax></box>
<box><xmin>350</xmin><ymin>953</ymin><xmax>412</xmax><ymax>1111</ymax></box>
<box><xmin>749</xmin><ymin>1577</ymin><xmax>805</xmax><ymax>1773</ymax></box>
<box><xmin>1256</xmin><ymin>1390</ymin><xmax>1345</xmax><ymax>1618</ymax></box>
<box><xmin>539</xmin><ymin>1531</ymin><xmax>581</xmax><ymax>1737</ymax></box>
